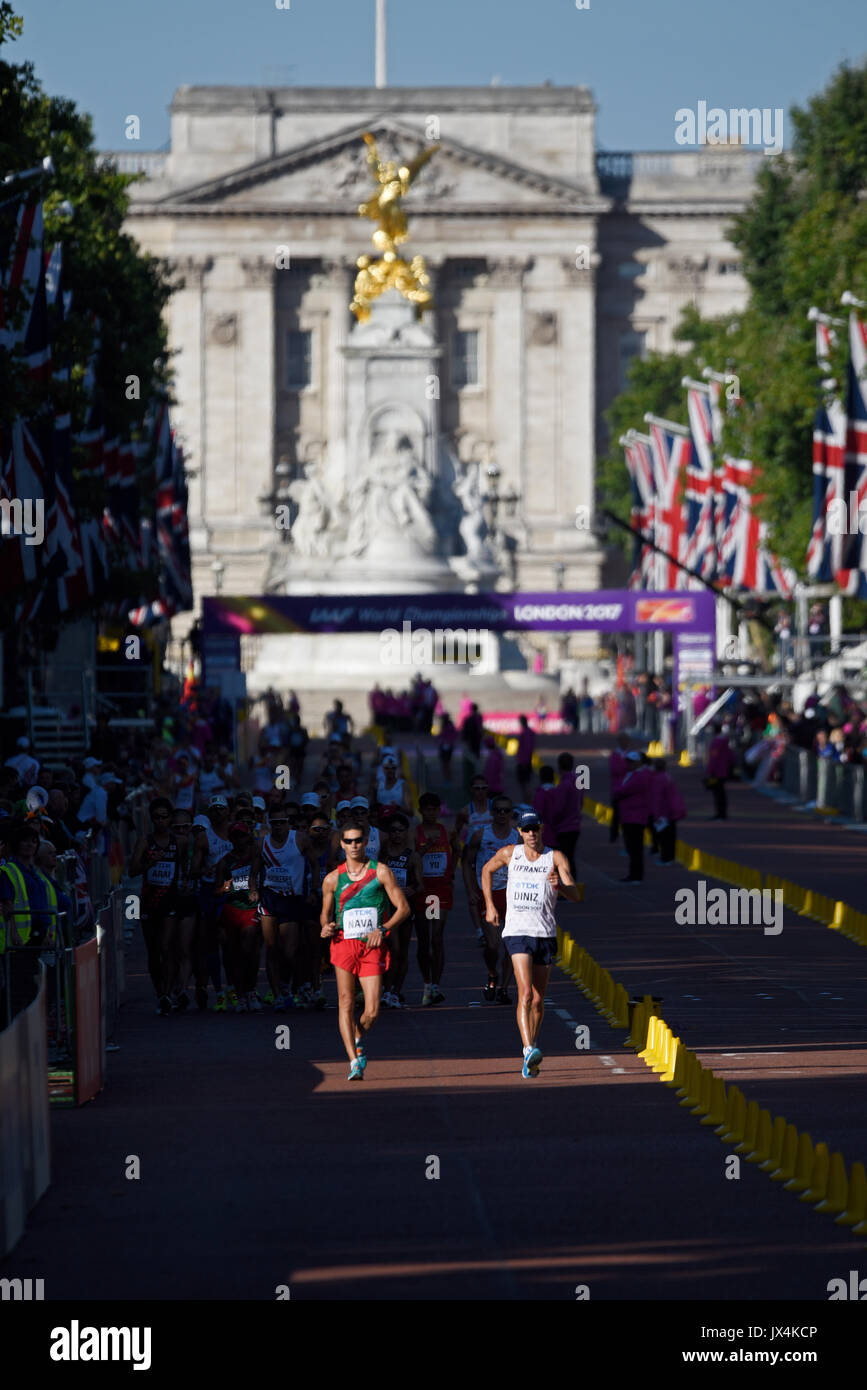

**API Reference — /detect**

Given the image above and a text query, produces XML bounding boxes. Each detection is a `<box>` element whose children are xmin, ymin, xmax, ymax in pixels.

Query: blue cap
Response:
<box><xmin>517</xmin><ymin>810</ymin><xmax>541</xmax><ymax>829</ymax></box>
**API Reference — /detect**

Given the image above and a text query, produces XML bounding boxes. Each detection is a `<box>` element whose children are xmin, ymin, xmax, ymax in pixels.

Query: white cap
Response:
<box><xmin>83</xmin><ymin>756</ymin><xmax>102</xmax><ymax>769</ymax></box>
<box><xmin>301</xmin><ymin>793</ymin><xmax>320</xmax><ymax>807</ymax></box>
<box><xmin>350</xmin><ymin>796</ymin><xmax>369</xmax><ymax>810</ymax></box>
<box><xmin>252</xmin><ymin>796</ymin><xmax>266</xmax><ymax>811</ymax></box>
<box><xmin>336</xmin><ymin>799</ymin><xmax>352</xmax><ymax>812</ymax></box>
<box><xmin>208</xmin><ymin>795</ymin><xmax>228</xmax><ymax>809</ymax></box>
<box><xmin>192</xmin><ymin>815</ymin><xmax>209</xmax><ymax>828</ymax></box>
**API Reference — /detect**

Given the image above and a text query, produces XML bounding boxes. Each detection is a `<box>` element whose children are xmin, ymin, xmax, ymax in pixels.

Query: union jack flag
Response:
<box><xmin>623</xmin><ymin>432</ymin><xmax>655</xmax><ymax>588</ymax></box>
<box><xmin>806</xmin><ymin>318</ymin><xmax>846</xmax><ymax>581</ymax></box>
<box><xmin>648</xmin><ymin>420</ymin><xmax>691</xmax><ymax>589</ymax></box>
<box><xmin>836</xmin><ymin>310</ymin><xmax>867</xmax><ymax>597</ymax></box>
<box><xmin>684</xmin><ymin>387</ymin><xmax>717</xmax><ymax>580</ymax></box>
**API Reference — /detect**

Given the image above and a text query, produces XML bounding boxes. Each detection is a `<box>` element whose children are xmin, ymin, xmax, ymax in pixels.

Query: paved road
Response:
<box><xmin>2</xmin><ymin>735</ymin><xmax>864</xmax><ymax>1301</ymax></box>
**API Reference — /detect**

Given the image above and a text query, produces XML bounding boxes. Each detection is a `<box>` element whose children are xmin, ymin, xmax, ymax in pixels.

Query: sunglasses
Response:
<box><xmin>493</xmin><ymin>806</ymin><xmax>512</xmax><ymax>815</ymax></box>
<box><xmin>519</xmin><ymin>824</ymin><xmax>541</xmax><ymax>832</ymax></box>
<box><xmin>343</xmin><ymin>836</ymin><xmax>364</xmax><ymax>846</ymax></box>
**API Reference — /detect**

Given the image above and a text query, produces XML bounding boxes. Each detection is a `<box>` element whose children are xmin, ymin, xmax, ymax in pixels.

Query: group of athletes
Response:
<box><xmin>130</xmin><ymin>739</ymin><xmax>581</xmax><ymax>1081</ymax></box>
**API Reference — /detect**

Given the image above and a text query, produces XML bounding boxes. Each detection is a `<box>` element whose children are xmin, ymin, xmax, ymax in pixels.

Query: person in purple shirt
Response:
<box><xmin>611</xmin><ymin>751</ymin><xmax>653</xmax><ymax>882</ymax></box>
<box><xmin>650</xmin><ymin>759</ymin><xmax>687</xmax><ymax>863</ymax></box>
<box><xmin>545</xmin><ymin>752</ymin><xmax>583</xmax><ymax>876</ymax></box>
<box><xmin>531</xmin><ymin>765</ymin><xmax>557</xmax><ymax>849</ymax></box>
<box><xmin>706</xmin><ymin>724</ymin><xmax>736</xmax><ymax>819</ymax></box>
<box><xmin>608</xmin><ymin>734</ymin><xmax>630</xmax><ymax>844</ymax></box>
<box><xmin>515</xmin><ymin>714</ymin><xmax>535</xmax><ymax>798</ymax></box>
<box><xmin>482</xmin><ymin>736</ymin><xmax>505</xmax><ymax>795</ymax></box>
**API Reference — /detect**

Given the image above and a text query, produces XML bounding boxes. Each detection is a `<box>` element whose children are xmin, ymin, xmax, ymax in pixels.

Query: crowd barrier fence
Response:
<box><xmin>781</xmin><ymin>747</ymin><xmax>867</xmax><ymax>822</ymax></box>
<box><xmin>0</xmin><ymin>963</ymin><xmax>50</xmax><ymax>1256</ymax></box>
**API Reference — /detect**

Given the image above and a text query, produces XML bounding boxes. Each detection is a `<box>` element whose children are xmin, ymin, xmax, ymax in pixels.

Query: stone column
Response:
<box><xmin>166</xmin><ymin>256</ymin><xmax>213</xmax><ymax>556</ymax></box>
<box><xmin>237</xmin><ymin>255</ymin><xmax>276</xmax><ymax>585</ymax></box>
<box><xmin>487</xmin><ymin>256</ymin><xmax>528</xmax><ymax>520</ymax></box>
<box><xmin>316</xmin><ymin>257</ymin><xmax>354</xmax><ymax>499</ymax></box>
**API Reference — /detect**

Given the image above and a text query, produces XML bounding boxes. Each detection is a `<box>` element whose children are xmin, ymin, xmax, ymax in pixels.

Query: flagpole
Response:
<box><xmin>375</xmin><ymin>0</ymin><xmax>387</xmax><ymax>88</ymax></box>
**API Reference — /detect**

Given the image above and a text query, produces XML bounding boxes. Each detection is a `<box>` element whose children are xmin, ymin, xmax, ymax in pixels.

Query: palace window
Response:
<box><xmin>452</xmin><ymin>329</ymin><xmax>479</xmax><ymax>388</ymax></box>
<box><xmin>286</xmin><ymin>330</ymin><xmax>312</xmax><ymax>390</ymax></box>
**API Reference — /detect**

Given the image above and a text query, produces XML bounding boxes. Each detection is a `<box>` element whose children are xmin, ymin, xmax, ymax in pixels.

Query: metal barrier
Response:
<box><xmin>0</xmin><ymin>961</ymin><xmax>50</xmax><ymax>1255</ymax></box>
<box><xmin>781</xmin><ymin>746</ymin><xmax>867</xmax><ymax>821</ymax></box>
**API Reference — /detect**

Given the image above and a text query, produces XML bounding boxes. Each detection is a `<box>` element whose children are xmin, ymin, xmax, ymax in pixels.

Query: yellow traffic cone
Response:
<box><xmin>714</xmin><ymin>1085</ymin><xmax>739</xmax><ymax>1136</ymax></box>
<box><xmin>678</xmin><ymin>749</ymin><xmax>691</xmax><ymax>768</ymax></box>
<box><xmin>799</xmin><ymin>1143</ymin><xmax>829</xmax><ymax>1203</ymax></box>
<box><xmin>661</xmin><ymin>1035</ymin><xmax>681</xmax><ymax>1084</ymax></box>
<box><xmin>597</xmin><ymin>970</ymin><xmax>616</xmax><ymax>1020</ymax></box>
<box><xmin>638</xmin><ymin>1015</ymin><xmax>661</xmax><ymax>1066</ymax></box>
<box><xmin>624</xmin><ymin>1003</ymin><xmax>648</xmax><ymax>1051</ymax></box>
<box><xmin>815</xmin><ymin>1152</ymin><xmax>848</xmax><ymax>1215</ymax></box>
<box><xmin>678</xmin><ymin>1053</ymin><xmax>703</xmax><ymax>1106</ymax></box>
<box><xmin>651</xmin><ymin>1023</ymin><xmax>672</xmax><ymax>1074</ymax></box>
<box><xmin>690</xmin><ymin>1067</ymin><xmax>714</xmax><ymax>1117</ymax></box>
<box><xmin>700</xmin><ymin>1075</ymin><xmax>728</xmax><ymax>1126</ymax></box>
<box><xmin>610</xmin><ymin>984</ymin><xmax>630</xmax><ymax>1030</ymax></box>
<box><xmin>666</xmin><ymin>1041</ymin><xmax>689</xmax><ymax>1090</ymax></box>
<box><xmin>720</xmin><ymin>1088</ymin><xmax>747</xmax><ymax>1144</ymax></box>
<box><xmin>784</xmin><ymin>1133</ymin><xmax>814</xmax><ymax>1192</ymax></box>
<box><xmin>744</xmin><ymin>1109</ymin><xmax>773</xmax><ymax>1163</ymax></box>
<box><xmin>769</xmin><ymin>1124</ymin><xmax>799</xmax><ymax>1182</ymax></box>
<box><xmin>759</xmin><ymin>1116</ymin><xmax>787</xmax><ymax>1172</ymax></box>
<box><xmin>835</xmin><ymin>1162</ymin><xmax>867</xmax><ymax>1227</ymax></box>
<box><xmin>735</xmin><ymin>1100</ymin><xmax>760</xmax><ymax>1153</ymax></box>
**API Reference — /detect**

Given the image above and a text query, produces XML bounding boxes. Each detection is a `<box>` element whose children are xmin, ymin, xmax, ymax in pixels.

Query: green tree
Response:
<box><xmin>0</xmin><ymin>5</ymin><xmax>179</xmax><ymax>634</ymax></box>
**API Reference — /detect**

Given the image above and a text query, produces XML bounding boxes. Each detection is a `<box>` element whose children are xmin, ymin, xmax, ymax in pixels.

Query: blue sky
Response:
<box><xmin>10</xmin><ymin>0</ymin><xmax>865</xmax><ymax>152</ymax></box>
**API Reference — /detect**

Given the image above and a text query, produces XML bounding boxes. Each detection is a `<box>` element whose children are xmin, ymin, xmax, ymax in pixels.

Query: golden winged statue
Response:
<box><xmin>350</xmin><ymin>132</ymin><xmax>440</xmax><ymax>322</ymax></box>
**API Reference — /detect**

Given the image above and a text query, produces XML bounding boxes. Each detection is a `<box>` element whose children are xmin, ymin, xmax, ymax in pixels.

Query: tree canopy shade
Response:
<box><xmin>597</xmin><ymin>60</ymin><xmax>867</xmax><ymax>597</ymax></box>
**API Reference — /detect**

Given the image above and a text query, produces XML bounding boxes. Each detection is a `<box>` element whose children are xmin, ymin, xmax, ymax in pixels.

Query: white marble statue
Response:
<box><xmin>287</xmin><ymin>460</ymin><xmax>332</xmax><ymax>558</ymax></box>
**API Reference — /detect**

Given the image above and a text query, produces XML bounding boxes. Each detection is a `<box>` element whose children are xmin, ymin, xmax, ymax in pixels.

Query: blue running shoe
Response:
<box><xmin>522</xmin><ymin>1046</ymin><xmax>543</xmax><ymax>1078</ymax></box>
<box><xmin>348</xmin><ymin>1058</ymin><xmax>365</xmax><ymax>1081</ymax></box>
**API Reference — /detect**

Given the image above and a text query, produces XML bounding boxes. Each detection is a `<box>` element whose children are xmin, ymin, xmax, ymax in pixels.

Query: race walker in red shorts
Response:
<box><xmin>320</xmin><ymin>817</ymin><xmax>409</xmax><ymax>1080</ymax></box>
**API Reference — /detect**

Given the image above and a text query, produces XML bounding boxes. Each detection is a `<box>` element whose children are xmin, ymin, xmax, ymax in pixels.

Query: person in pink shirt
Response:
<box><xmin>650</xmin><ymin>759</ymin><xmax>686</xmax><ymax>863</ymax></box>
<box><xmin>611</xmin><ymin>751</ymin><xmax>653</xmax><ymax>882</ymax></box>
<box><xmin>482</xmin><ymin>736</ymin><xmax>505</xmax><ymax>794</ymax></box>
<box><xmin>457</xmin><ymin>695</ymin><xmax>473</xmax><ymax>729</ymax></box>
<box><xmin>515</xmin><ymin>714</ymin><xmax>535</xmax><ymax>798</ymax></box>
<box><xmin>545</xmin><ymin>752</ymin><xmax>583</xmax><ymax>876</ymax></box>
<box><xmin>608</xmin><ymin>734</ymin><xmax>630</xmax><ymax>844</ymax></box>
<box><xmin>531</xmin><ymin>765</ymin><xmax>557</xmax><ymax>848</ymax></box>
<box><xmin>706</xmin><ymin>723</ymin><xmax>736</xmax><ymax>819</ymax></box>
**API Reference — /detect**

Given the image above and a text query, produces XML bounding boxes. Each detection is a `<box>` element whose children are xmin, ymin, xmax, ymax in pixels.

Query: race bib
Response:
<box><xmin>264</xmin><ymin>867</ymin><xmax>293</xmax><ymax>894</ymax></box>
<box><xmin>342</xmin><ymin>906</ymin><xmax>378</xmax><ymax>939</ymax></box>
<box><xmin>422</xmin><ymin>851</ymin><xmax>447</xmax><ymax>878</ymax></box>
<box><xmin>146</xmin><ymin>860</ymin><xmax>175</xmax><ymax>887</ymax></box>
<box><xmin>492</xmin><ymin>865</ymin><xmax>509</xmax><ymax>891</ymax></box>
<box><xmin>511</xmin><ymin>878</ymin><xmax>545</xmax><ymax>910</ymax></box>
<box><xmin>231</xmin><ymin>872</ymin><xmax>250</xmax><ymax>892</ymax></box>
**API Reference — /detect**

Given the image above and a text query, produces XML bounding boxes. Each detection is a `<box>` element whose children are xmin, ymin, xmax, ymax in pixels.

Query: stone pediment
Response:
<box><xmin>154</xmin><ymin>118</ymin><xmax>604</xmax><ymax>213</ymax></box>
